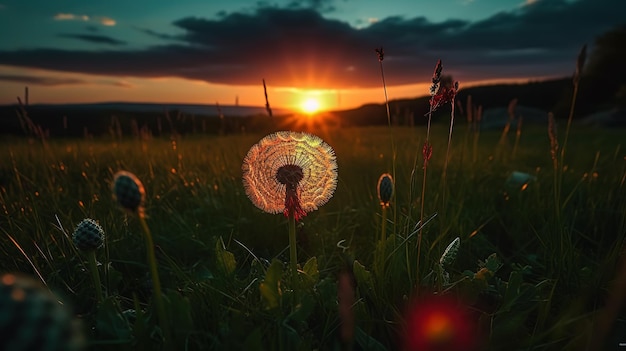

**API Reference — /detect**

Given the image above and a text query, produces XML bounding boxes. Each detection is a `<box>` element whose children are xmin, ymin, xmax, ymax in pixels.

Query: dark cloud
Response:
<box><xmin>134</xmin><ymin>27</ymin><xmax>179</xmax><ymax>41</ymax></box>
<box><xmin>0</xmin><ymin>74</ymin><xmax>131</xmax><ymax>87</ymax></box>
<box><xmin>0</xmin><ymin>0</ymin><xmax>624</xmax><ymax>89</ymax></box>
<box><xmin>0</xmin><ymin>74</ymin><xmax>85</xmax><ymax>86</ymax></box>
<box><xmin>58</xmin><ymin>33</ymin><xmax>127</xmax><ymax>46</ymax></box>
<box><xmin>287</xmin><ymin>0</ymin><xmax>340</xmax><ymax>12</ymax></box>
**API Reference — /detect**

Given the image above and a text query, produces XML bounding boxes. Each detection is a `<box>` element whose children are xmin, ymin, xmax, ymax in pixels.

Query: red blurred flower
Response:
<box><xmin>404</xmin><ymin>294</ymin><xmax>477</xmax><ymax>351</ymax></box>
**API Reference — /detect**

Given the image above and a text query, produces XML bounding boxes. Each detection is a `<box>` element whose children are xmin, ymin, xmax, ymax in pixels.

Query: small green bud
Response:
<box><xmin>72</xmin><ymin>218</ymin><xmax>104</xmax><ymax>252</ymax></box>
<box><xmin>377</xmin><ymin>173</ymin><xmax>394</xmax><ymax>207</ymax></box>
<box><xmin>113</xmin><ymin>171</ymin><xmax>145</xmax><ymax>215</ymax></box>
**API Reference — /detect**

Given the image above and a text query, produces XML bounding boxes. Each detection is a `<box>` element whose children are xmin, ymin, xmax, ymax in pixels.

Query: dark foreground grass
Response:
<box><xmin>1</xmin><ymin>124</ymin><xmax>625</xmax><ymax>350</ymax></box>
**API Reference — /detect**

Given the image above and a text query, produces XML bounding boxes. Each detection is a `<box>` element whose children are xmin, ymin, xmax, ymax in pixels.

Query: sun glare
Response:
<box><xmin>301</xmin><ymin>98</ymin><xmax>321</xmax><ymax>114</ymax></box>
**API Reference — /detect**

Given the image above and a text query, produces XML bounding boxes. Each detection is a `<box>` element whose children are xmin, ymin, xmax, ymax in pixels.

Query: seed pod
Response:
<box><xmin>0</xmin><ymin>273</ymin><xmax>85</xmax><ymax>351</ymax></box>
<box><xmin>72</xmin><ymin>218</ymin><xmax>104</xmax><ymax>252</ymax></box>
<box><xmin>377</xmin><ymin>173</ymin><xmax>394</xmax><ymax>207</ymax></box>
<box><xmin>113</xmin><ymin>171</ymin><xmax>145</xmax><ymax>215</ymax></box>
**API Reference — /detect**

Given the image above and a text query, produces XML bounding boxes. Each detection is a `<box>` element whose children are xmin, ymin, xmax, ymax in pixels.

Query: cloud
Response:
<box><xmin>53</xmin><ymin>13</ymin><xmax>116</xmax><ymax>26</ymax></box>
<box><xmin>0</xmin><ymin>74</ymin><xmax>85</xmax><ymax>86</ymax></box>
<box><xmin>54</xmin><ymin>13</ymin><xmax>90</xmax><ymax>22</ymax></box>
<box><xmin>0</xmin><ymin>73</ymin><xmax>132</xmax><ymax>87</ymax></box>
<box><xmin>58</xmin><ymin>33</ymin><xmax>126</xmax><ymax>45</ymax></box>
<box><xmin>134</xmin><ymin>27</ymin><xmax>179</xmax><ymax>41</ymax></box>
<box><xmin>58</xmin><ymin>33</ymin><xmax>127</xmax><ymax>46</ymax></box>
<box><xmin>2</xmin><ymin>0</ymin><xmax>624</xmax><ymax>89</ymax></box>
<box><xmin>286</xmin><ymin>0</ymin><xmax>340</xmax><ymax>12</ymax></box>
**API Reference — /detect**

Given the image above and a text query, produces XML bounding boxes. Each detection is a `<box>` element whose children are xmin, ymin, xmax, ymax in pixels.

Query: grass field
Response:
<box><xmin>1</xmin><ymin>121</ymin><xmax>625</xmax><ymax>350</ymax></box>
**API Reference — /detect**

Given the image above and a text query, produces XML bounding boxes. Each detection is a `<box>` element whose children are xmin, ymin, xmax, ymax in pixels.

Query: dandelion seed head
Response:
<box><xmin>242</xmin><ymin>131</ymin><xmax>338</xmax><ymax>221</ymax></box>
<box><xmin>113</xmin><ymin>171</ymin><xmax>145</xmax><ymax>216</ymax></box>
<box><xmin>72</xmin><ymin>218</ymin><xmax>104</xmax><ymax>252</ymax></box>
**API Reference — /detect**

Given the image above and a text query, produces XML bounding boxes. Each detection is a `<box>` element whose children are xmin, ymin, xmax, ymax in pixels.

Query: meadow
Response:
<box><xmin>0</xmin><ymin>113</ymin><xmax>626</xmax><ymax>350</ymax></box>
<box><xmin>1</xmin><ymin>109</ymin><xmax>625</xmax><ymax>350</ymax></box>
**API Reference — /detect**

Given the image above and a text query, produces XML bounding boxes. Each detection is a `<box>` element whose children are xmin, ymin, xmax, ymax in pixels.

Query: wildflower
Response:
<box><xmin>113</xmin><ymin>171</ymin><xmax>146</xmax><ymax>217</ymax></box>
<box><xmin>72</xmin><ymin>218</ymin><xmax>104</xmax><ymax>252</ymax></box>
<box><xmin>548</xmin><ymin>113</ymin><xmax>559</xmax><ymax>170</ymax></box>
<box><xmin>0</xmin><ymin>273</ymin><xmax>85</xmax><ymax>351</ymax></box>
<box><xmin>430</xmin><ymin>59</ymin><xmax>443</xmax><ymax>96</ymax></box>
<box><xmin>422</xmin><ymin>142</ymin><xmax>433</xmax><ymax>168</ymax></box>
<box><xmin>430</xmin><ymin>81</ymin><xmax>459</xmax><ymax>112</ymax></box>
<box><xmin>375</xmin><ymin>47</ymin><xmax>384</xmax><ymax>62</ymax></box>
<box><xmin>377</xmin><ymin>173</ymin><xmax>394</xmax><ymax>207</ymax></box>
<box><xmin>242</xmin><ymin>131</ymin><xmax>338</xmax><ymax>221</ymax></box>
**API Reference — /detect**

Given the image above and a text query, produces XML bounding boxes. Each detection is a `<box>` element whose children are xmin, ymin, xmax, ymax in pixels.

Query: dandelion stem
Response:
<box><xmin>418</xmin><ymin>103</ymin><xmax>434</xmax><ymax>287</ymax></box>
<box><xmin>288</xmin><ymin>213</ymin><xmax>298</xmax><ymax>286</ymax></box>
<box><xmin>378</xmin><ymin>49</ymin><xmax>397</xmax><ymax>236</ymax></box>
<box><xmin>381</xmin><ymin>206</ymin><xmax>387</xmax><ymax>243</ymax></box>
<box><xmin>138</xmin><ymin>216</ymin><xmax>172</xmax><ymax>348</ymax></box>
<box><xmin>87</xmin><ymin>251</ymin><xmax>103</xmax><ymax>303</ymax></box>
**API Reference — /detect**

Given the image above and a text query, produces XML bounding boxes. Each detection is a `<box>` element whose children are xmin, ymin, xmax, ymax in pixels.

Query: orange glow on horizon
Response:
<box><xmin>0</xmin><ymin>65</ymin><xmax>561</xmax><ymax>110</ymax></box>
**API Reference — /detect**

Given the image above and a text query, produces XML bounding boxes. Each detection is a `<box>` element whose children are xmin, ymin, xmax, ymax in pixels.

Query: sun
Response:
<box><xmin>301</xmin><ymin>98</ymin><xmax>321</xmax><ymax>114</ymax></box>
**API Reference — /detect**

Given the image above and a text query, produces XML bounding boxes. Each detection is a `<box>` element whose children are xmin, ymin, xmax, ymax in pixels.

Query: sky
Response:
<box><xmin>0</xmin><ymin>0</ymin><xmax>624</xmax><ymax>111</ymax></box>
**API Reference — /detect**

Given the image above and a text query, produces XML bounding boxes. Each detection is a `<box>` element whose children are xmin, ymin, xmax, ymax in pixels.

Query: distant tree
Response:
<box><xmin>556</xmin><ymin>25</ymin><xmax>626</xmax><ymax>117</ymax></box>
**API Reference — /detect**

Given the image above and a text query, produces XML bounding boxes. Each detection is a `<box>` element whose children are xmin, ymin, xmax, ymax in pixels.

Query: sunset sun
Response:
<box><xmin>301</xmin><ymin>98</ymin><xmax>322</xmax><ymax>114</ymax></box>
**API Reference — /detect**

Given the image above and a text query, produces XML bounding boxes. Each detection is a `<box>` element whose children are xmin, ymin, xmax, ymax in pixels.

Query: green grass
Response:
<box><xmin>1</xmin><ymin>123</ymin><xmax>625</xmax><ymax>350</ymax></box>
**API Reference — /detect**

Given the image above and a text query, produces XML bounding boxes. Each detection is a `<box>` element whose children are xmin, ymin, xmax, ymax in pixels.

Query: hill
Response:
<box><xmin>0</xmin><ymin>77</ymin><xmax>604</xmax><ymax>137</ymax></box>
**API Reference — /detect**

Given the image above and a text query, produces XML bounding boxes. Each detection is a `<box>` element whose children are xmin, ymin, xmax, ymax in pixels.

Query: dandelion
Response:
<box><xmin>72</xmin><ymin>218</ymin><xmax>105</xmax><ymax>303</ymax></box>
<box><xmin>0</xmin><ymin>273</ymin><xmax>85</xmax><ymax>351</ymax></box>
<box><xmin>242</xmin><ymin>131</ymin><xmax>338</xmax><ymax>222</ymax></box>
<box><xmin>242</xmin><ymin>131</ymin><xmax>338</xmax><ymax>281</ymax></box>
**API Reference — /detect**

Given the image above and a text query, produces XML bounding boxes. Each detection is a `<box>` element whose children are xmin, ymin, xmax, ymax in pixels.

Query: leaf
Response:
<box><xmin>260</xmin><ymin>259</ymin><xmax>283</xmax><ymax>310</ymax></box>
<box><xmin>243</xmin><ymin>328</ymin><xmax>264</xmax><ymax>351</ymax></box>
<box><xmin>353</xmin><ymin>260</ymin><xmax>373</xmax><ymax>292</ymax></box>
<box><xmin>301</xmin><ymin>256</ymin><xmax>319</xmax><ymax>289</ymax></box>
<box><xmin>95</xmin><ymin>296</ymin><xmax>133</xmax><ymax>342</ymax></box>
<box><xmin>164</xmin><ymin>290</ymin><xmax>193</xmax><ymax>332</ymax></box>
<box><xmin>501</xmin><ymin>271</ymin><xmax>523</xmax><ymax>312</ymax></box>
<box><xmin>287</xmin><ymin>292</ymin><xmax>314</xmax><ymax>323</ymax></box>
<box><xmin>105</xmin><ymin>262</ymin><xmax>123</xmax><ymax>293</ymax></box>
<box><xmin>355</xmin><ymin>327</ymin><xmax>388</xmax><ymax>351</ymax></box>
<box><xmin>484</xmin><ymin>253</ymin><xmax>502</xmax><ymax>273</ymax></box>
<box><xmin>215</xmin><ymin>236</ymin><xmax>237</xmax><ymax>275</ymax></box>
